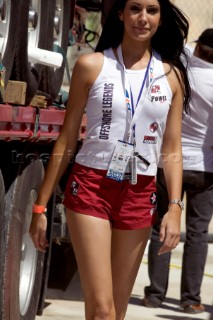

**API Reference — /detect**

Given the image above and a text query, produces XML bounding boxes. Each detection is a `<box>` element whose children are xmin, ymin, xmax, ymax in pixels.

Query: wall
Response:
<box><xmin>172</xmin><ymin>0</ymin><xmax>213</xmax><ymax>43</ymax></box>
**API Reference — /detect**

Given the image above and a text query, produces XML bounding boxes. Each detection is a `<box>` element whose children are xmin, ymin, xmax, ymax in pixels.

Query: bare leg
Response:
<box><xmin>66</xmin><ymin>209</ymin><xmax>116</xmax><ymax>320</ymax></box>
<box><xmin>111</xmin><ymin>228</ymin><xmax>151</xmax><ymax>319</ymax></box>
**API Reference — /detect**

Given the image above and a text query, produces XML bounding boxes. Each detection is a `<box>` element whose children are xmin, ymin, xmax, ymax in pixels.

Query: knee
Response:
<box><xmin>86</xmin><ymin>297</ymin><xmax>115</xmax><ymax>320</ymax></box>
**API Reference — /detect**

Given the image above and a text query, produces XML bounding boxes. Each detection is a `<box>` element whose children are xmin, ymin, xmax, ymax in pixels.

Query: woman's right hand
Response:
<box><xmin>29</xmin><ymin>213</ymin><xmax>49</xmax><ymax>252</ymax></box>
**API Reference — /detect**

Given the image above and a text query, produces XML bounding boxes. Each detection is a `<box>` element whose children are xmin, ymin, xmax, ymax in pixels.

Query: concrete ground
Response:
<box><xmin>36</xmin><ymin>240</ymin><xmax>213</xmax><ymax>320</ymax></box>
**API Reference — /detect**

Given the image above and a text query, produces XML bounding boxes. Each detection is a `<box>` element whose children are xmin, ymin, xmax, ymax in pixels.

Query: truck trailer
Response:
<box><xmin>0</xmin><ymin>1</ymin><xmax>81</xmax><ymax>319</ymax></box>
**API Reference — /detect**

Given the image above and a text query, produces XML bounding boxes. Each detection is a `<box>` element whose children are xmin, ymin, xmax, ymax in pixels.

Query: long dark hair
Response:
<box><xmin>96</xmin><ymin>0</ymin><xmax>191</xmax><ymax>113</ymax></box>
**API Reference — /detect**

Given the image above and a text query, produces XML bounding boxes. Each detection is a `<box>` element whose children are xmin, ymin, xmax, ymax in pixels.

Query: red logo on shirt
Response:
<box><xmin>151</xmin><ymin>85</ymin><xmax>161</xmax><ymax>94</ymax></box>
<box><xmin>143</xmin><ymin>136</ymin><xmax>157</xmax><ymax>144</ymax></box>
<box><xmin>149</xmin><ymin>122</ymin><xmax>158</xmax><ymax>133</ymax></box>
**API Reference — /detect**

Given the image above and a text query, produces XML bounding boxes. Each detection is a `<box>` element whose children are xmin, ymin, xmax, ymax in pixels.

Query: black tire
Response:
<box><xmin>0</xmin><ymin>0</ymin><xmax>22</xmax><ymax>85</ymax></box>
<box><xmin>6</xmin><ymin>0</ymin><xmax>73</xmax><ymax>104</ymax></box>
<box><xmin>38</xmin><ymin>0</ymin><xmax>72</xmax><ymax>103</ymax></box>
<box><xmin>1</xmin><ymin>160</ymin><xmax>45</xmax><ymax>320</ymax></box>
<box><xmin>0</xmin><ymin>170</ymin><xmax>5</xmax><ymax>227</ymax></box>
<box><xmin>0</xmin><ymin>170</ymin><xmax>5</xmax><ymax>304</ymax></box>
<box><xmin>9</xmin><ymin>0</ymin><xmax>51</xmax><ymax>105</ymax></box>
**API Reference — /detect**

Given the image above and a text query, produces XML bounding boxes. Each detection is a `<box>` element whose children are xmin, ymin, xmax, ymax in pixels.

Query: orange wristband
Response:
<box><xmin>32</xmin><ymin>204</ymin><xmax>47</xmax><ymax>214</ymax></box>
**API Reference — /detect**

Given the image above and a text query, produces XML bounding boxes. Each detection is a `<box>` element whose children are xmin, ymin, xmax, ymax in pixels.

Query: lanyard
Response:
<box><xmin>117</xmin><ymin>45</ymin><xmax>154</xmax><ymax>144</ymax></box>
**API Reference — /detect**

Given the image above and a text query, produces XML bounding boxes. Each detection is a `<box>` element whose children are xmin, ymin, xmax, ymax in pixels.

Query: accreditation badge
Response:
<box><xmin>106</xmin><ymin>140</ymin><xmax>134</xmax><ymax>182</ymax></box>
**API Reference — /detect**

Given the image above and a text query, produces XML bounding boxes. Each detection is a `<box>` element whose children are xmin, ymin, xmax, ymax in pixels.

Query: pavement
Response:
<box><xmin>36</xmin><ymin>241</ymin><xmax>213</xmax><ymax>320</ymax></box>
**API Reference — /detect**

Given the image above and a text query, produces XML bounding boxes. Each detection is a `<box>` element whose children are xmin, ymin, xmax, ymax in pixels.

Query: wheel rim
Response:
<box><xmin>19</xmin><ymin>189</ymin><xmax>38</xmax><ymax>316</ymax></box>
<box><xmin>28</xmin><ymin>0</ymin><xmax>65</xmax><ymax>55</ymax></box>
<box><xmin>28</xmin><ymin>0</ymin><xmax>41</xmax><ymax>53</ymax></box>
<box><xmin>54</xmin><ymin>0</ymin><xmax>64</xmax><ymax>46</ymax></box>
<box><xmin>0</xmin><ymin>0</ymin><xmax>11</xmax><ymax>57</ymax></box>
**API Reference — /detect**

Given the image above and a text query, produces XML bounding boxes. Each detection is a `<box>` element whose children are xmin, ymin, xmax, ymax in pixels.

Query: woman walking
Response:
<box><xmin>30</xmin><ymin>0</ymin><xmax>190</xmax><ymax>319</ymax></box>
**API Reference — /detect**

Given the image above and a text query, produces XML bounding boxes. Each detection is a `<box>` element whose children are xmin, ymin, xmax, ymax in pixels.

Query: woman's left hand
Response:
<box><xmin>29</xmin><ymin>213</ymin><xmax>49</xmax><ymax>252</ymax></box>
<box><xmin>158</xmin><ymin>207</ymin><xmax>181</xmax><ymax>255</ymax></box>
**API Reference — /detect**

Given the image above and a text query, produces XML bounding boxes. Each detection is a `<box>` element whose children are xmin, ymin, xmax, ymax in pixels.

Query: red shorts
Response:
<box><xmin>63</xmin><ymin>163</ymin><xmax>157</xmax><ymax>230</ymax></box>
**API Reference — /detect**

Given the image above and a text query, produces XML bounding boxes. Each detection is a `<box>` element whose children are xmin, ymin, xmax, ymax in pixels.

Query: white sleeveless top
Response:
<box><xmin>181</xmin><ymin>52</ymin><xmax>213</xmax><ymax>172</ymax></box>
<box><xmin>75</xmin><ymin>47</ymin><xmax>173</xmax><ymax>176</ymax></box>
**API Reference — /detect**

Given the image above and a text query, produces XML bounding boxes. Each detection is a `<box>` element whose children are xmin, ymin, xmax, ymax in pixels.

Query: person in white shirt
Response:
<box><xmin>143</xmin><ymin>28</ymin><xmax>213</xmax><ymax>314</ymax></box>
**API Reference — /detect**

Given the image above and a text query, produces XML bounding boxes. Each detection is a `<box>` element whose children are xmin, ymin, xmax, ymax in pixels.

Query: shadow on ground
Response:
<box><xmin>129</xmin><ymin>295</ymin><xmax>213</xmax><ymax>319</ymax></box>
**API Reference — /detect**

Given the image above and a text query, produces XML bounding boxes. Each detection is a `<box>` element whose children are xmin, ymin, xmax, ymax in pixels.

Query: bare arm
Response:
<box><xmin>158</xmin><ymin>67</ymin><xmax>184</xmax><ymax>255</ymax></box>
<box><xmin>30</xmin><ymin>52</ymin><xmax>104</xmax><ymax>251</ymax></box>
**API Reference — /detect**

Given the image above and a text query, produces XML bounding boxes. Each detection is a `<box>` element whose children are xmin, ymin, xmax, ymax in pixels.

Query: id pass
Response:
<box><xmin>106</xmin><ymin>140</ymin><xmax>134</xmax><ymax>182</ymax></box>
